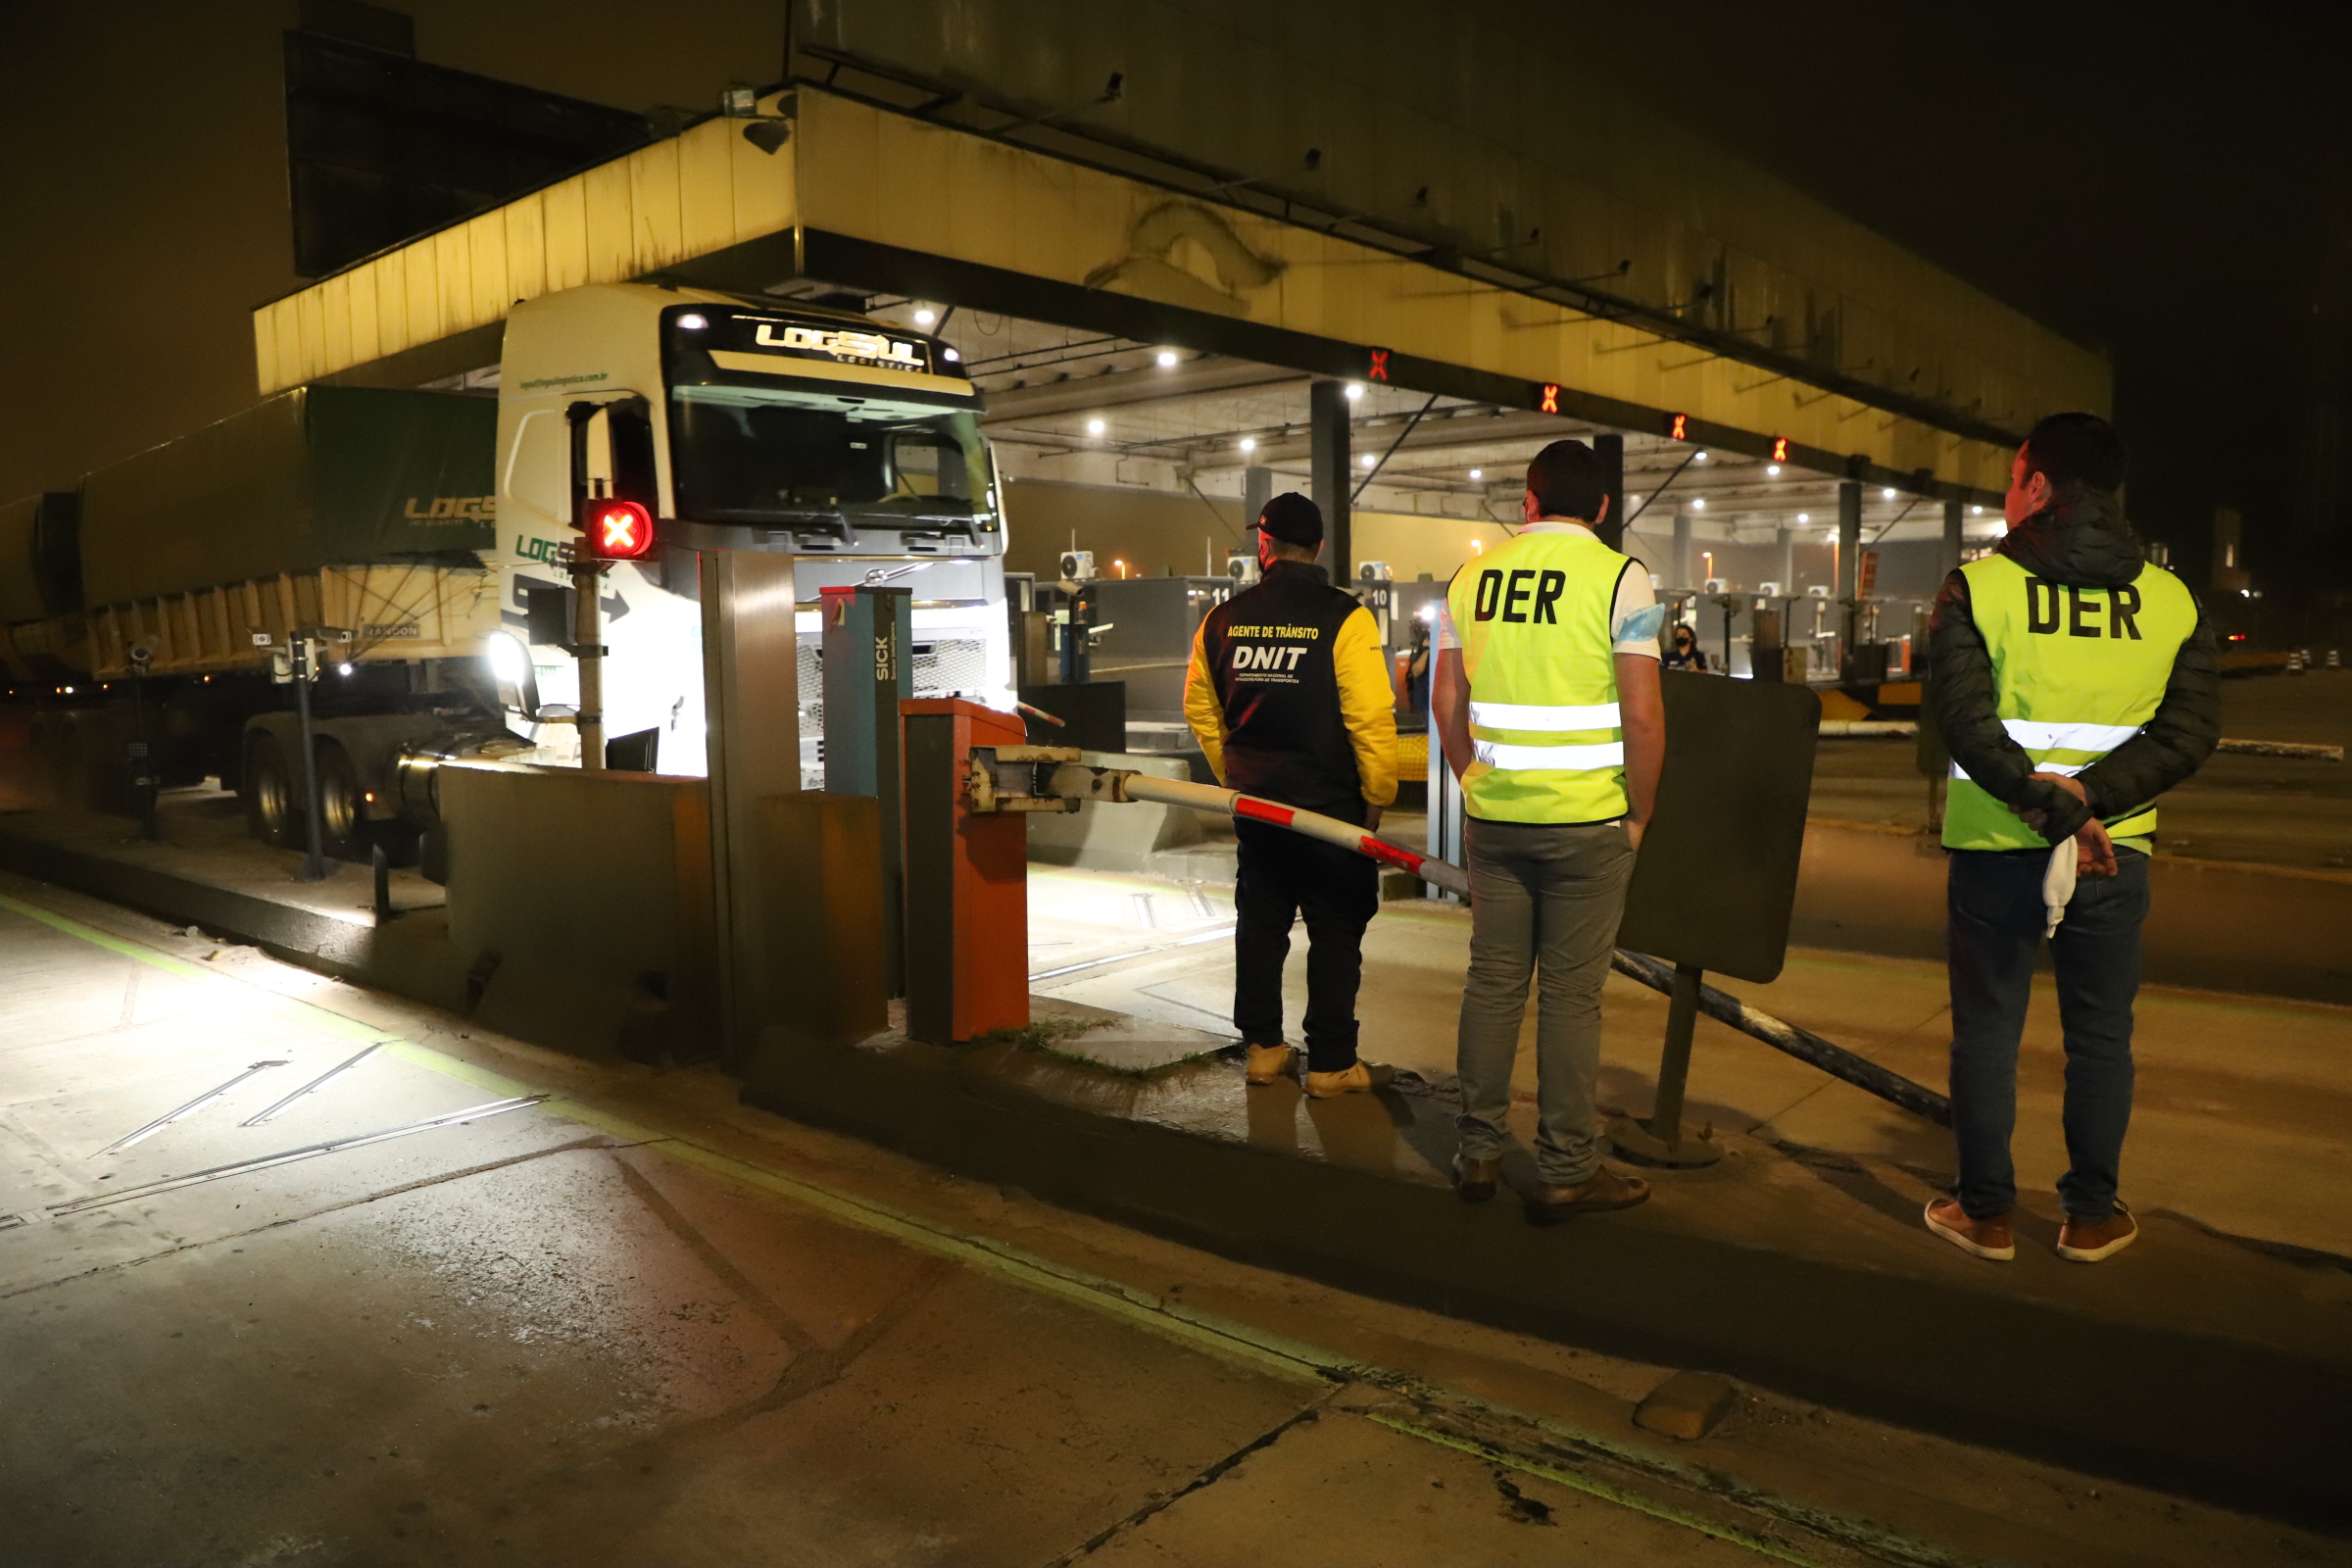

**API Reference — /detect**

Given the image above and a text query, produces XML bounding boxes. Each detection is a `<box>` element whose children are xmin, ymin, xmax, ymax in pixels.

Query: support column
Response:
<box><xmin>1310</xmin><ymin>380</ymin><xmax>1352</xmax><ymax>579</ymax></box>
<box><xmin>1244</xmin><ymin>464</ymin><xmax>1274</xmax><ymax>528</ymax></box>
<box><xmin>1942</xmin><ymin>496</ymin><xmax>1965</xmax><ymax>578</ymax></box>
<box><xmin>1838</xmin><ymin>478</ymin><xmax>1862</xmax><ymax>654</ymax></box>
<box><xmin>1672</xmin><ymin>508</ymin><xmax>1693</xmax><ymax>591</ymax></box>
<box><xmin>1778</xmin><ymin>526</ymin><xmax>1795</xmax><ymax>593</ymax></box>
<box><xmin>701</xmin><ymin>549</ymin><xmax>804</xmax><ymax>1071</ymax></box>
<box><xmin>1593</xmin><ymin>432</ymin><xmax>1625</xmax><ymax>552</ymax></box>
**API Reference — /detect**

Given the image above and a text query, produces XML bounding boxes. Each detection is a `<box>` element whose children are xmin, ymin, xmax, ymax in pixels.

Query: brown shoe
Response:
<box><xmin>1245</xmin><ymin>1043</ymin><xmax>1298</xmax><ymax>1085</ymax></box>
<box><xmin>1452</xmin><ymin>1152</ymin><xmax>1499</xmax><ymax>1204</ymax></box>
<box><xmin>1305</xmin><ymin>1060</ymin><xmax>1396</xmax><ymax>1099</ymax></box>
<box><xmin>2057</xmin><ymin>1202</ymin><xmax>2137</xmax><ymax>1262</ymax></box>
<box><xmin>1523</xmin><ymin>1165</ymin><xmax>1649</xmax><ymax>1224</ymax></box>
<box><xmin>1924</xmin><ymin>1199</ymin><xmax>2016</xmax><ymax>1261</ymax></box>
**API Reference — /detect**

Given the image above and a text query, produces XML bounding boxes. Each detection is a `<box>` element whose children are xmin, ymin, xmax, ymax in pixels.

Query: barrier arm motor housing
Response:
<box><xmin>965</xmin><ymin>746</ymin><xmax>1472</xmax><ymax>898</ymax></box>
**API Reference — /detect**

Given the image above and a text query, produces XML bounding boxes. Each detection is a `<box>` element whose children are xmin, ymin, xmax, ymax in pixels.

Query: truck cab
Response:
<box><xmin>492</xmin><ymin>282</ymin><xmax>1012</xmax><ymax>782</ymax></box>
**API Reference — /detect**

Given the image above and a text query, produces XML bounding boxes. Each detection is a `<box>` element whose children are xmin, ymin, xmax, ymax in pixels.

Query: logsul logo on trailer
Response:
<box><xmin>405</xmin><ymin>495</ymin><xmax>496</xmax><ymax>523</ymax></box>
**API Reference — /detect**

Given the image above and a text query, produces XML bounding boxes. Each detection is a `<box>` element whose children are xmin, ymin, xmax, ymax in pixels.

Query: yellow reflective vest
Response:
<box><xmin>1942</xmin><ymin>553</ymin><xmax>2199</xmax><ymax>851</ymax></box>
<box><xmin>1446</xmin><ymin>529</ymin><xmax>1635</xmax><ymax>824</ymax></box>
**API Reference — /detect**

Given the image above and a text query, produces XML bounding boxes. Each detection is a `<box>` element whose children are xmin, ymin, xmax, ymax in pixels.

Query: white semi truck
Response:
<box><xmin>488</xmin><ymin>282</ymin><xmax>1012</xmax><ymax>785</ymax></box>
<box><xmin>0</xmin><ymin>281</ymin><xmax>1011</xmax><ymax>852</ymax></box>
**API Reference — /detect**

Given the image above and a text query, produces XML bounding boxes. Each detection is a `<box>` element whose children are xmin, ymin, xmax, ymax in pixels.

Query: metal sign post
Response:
<box><xmin>1607</xmin><ymin>671</ymin><xmax>1821</xmax><ymax>1165</ymax></box>
<box><xmin>289</xmin><ymin>631</ymin><xmax>330</xmax><ymax>883</ymax></box>
<box><xmin>125</xmin><ymin>644</ymin><xmax>161</xmax><ymax>842</ymax></box>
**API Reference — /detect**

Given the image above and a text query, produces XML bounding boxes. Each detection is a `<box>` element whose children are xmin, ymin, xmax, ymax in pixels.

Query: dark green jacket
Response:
<box><xmin>1928</xmin><ymin>488</ymin><xmax>2221</xmax><ymax>845</ymax></box>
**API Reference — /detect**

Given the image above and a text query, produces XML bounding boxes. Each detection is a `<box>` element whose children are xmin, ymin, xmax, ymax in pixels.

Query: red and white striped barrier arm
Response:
<box><xmin>1107</xmin><ymin>772</ymin><xmax>1471</xmax><ymax>898</ymax></box>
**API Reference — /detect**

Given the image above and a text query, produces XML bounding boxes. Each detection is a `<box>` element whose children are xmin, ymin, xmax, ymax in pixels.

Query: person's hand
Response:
<box><xmin>2016</xmin><ymin>770</ymin><xmax>2089</xmax><ymax>832</ymax></box>
<box><xmin>1363</xmin><ymin>804</ymin><xmax>1383</xmax><ymax>835</ymax></box>
<box><xmin>1626</xmin><ymin>815</ymin><xmax>1647</xmax><ymax>852</ymax></box>
<box><xmin>2075</xmin><ymin>816</ymin><xmax>2118</xmax><ymax>878</ymax></box>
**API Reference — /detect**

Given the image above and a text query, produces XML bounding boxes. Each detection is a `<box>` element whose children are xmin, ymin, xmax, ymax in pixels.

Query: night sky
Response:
<box><xmin>1567</xmin><ymin>1</ymin><xmax>2348</xmax><ymax>623</ymax></box>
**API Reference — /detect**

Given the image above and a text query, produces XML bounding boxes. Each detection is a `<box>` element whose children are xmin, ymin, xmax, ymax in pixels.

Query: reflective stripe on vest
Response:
<box><xmin>1941</xmin><ymin>553</ymin><xmax>2198</xmax><ymax>852</ymax></box>
<box><xmin>1446</xmin><ymin>529</ymin><xmax>1633</xmax><ymax>823</ymax></box>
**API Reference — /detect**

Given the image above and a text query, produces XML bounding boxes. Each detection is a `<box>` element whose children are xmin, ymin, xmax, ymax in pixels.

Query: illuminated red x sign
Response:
<box><xmin>1540</xmin><ymin>383</ymin><xmax>1559</xmax><ymax>415</ymax></box>
<box><xmin>586</xmin><ymin>500</ymin><xmax>656</xmax><ymax>560</ymax></box>
<box><xmin>1668</xmin><ymin>413</ymin><xmax>1689</xmax><ymax>441</ymax></box>
<box><xmin>1368</xmin><ymin>348</ymin><xmax>1391</xmax><ymax>382</ymax></box>
<box><xmin>1771</xmin><ymin>436</ymin><xmax>1789</xmax><ymax>463</ymax></box>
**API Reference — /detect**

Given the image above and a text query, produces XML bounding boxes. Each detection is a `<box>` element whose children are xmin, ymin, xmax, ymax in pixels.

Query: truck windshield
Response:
<box><xmin>667</xmin><ymin>384</ymin><xmax>993</xmax><ymax>528</ymax></box>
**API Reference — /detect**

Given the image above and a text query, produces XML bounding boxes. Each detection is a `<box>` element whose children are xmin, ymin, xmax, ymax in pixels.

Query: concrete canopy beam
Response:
<box><xmin>977</xmin><ymin>356</ymin><xmax>1306</xmax><ymax>421</ymax></box>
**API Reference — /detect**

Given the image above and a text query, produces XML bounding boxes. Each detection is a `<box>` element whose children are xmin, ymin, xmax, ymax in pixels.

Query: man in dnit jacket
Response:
<box><xmin>1184</xmin><ymin>492</ymin><xmax>1399</xmax><ymax>1097</ymax></box>
<box><xmin>1927</xmin><ymin>412</ymin><xmax>2220</xmax><ymax>1265</ymax></box>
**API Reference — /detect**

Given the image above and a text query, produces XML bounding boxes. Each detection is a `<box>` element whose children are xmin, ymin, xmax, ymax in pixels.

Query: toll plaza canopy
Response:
<box><xmin>253</xmin><ymin>73</ymin><xmax>2105</xmax><ymax>511</ymax></box>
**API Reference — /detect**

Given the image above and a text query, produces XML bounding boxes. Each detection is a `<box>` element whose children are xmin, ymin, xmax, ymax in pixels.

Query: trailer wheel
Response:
<box><xmin>315</xmin><ymin>743</ymin><xmax>366</xmax><ymax>858</ymax></box>
<box><xmin>244</xmin><ymin>733</ymin><xmax>299</xmax><ymax>848</ymax></box>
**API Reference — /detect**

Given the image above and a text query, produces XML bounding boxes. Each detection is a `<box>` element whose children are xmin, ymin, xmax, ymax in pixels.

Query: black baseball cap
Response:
<box><xmin>1255</xmin><ymin>491</ymin><xmax>1324</xmax><ymax>547</ymax></box>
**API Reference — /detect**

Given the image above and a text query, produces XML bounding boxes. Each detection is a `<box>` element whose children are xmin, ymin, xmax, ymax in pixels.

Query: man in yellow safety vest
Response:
<box><xmin>1432</xmin><ymin>440</ymin><xmax>1667</xmax><ymax>1223</ymax></box>
<box><xmin>1926</xmin><ymin>413</ymin><xmax>2219</xmax><ymax>1264</ymax></box>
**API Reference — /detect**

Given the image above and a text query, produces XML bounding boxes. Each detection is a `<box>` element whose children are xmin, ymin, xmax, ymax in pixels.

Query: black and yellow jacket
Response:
<box><xmin>1183</xmin><ymin>560</ymin><xmax>1398</xmax><ymax>823</ymax></box>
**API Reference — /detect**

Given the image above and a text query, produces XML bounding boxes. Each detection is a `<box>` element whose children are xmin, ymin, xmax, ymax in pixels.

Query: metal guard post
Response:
<box><xmin>1609</xmin><ymin>949</ymin><xmax>1954</xmax><ymax>1127</ymax></box>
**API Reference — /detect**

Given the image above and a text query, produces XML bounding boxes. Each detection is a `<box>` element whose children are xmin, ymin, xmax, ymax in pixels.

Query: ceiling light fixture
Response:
<box><xmin>1468</xmin><ymin>468</ymin><xmax>1483</xmax><ymax>480</ymax></box>
<box><xmin>1087</xmin><ymin>417</ymin><xmax>1106</xmax><ymax>436</ymax></box>
<box><xmin>1766</xmin><ymin>464</ymin><xmax>1781</xmax><ymax>477</ymax></box>
<box><xmin>913</xmin><ymin>307</ymin><xmax>937</xmax><ymax>325</ymax></box>
<box><xmin>1239</xmin><ymin>437</ymin><xmax>1256</xmax><ymax>453</ymax></box>
<box><xmin>1882</xmin><ymin>486</ymin><xmax>1897</xmax><ymax>500</ymax></box>
<box><xmin>1155</xmin><ymin>349</ymin><xmax>1178</xmax><ymax>368</ymax></box>
<box><xmin>1344</xmin><ymin>383</ymin><xmax>1364</xmax><ymax>401</ymax></box>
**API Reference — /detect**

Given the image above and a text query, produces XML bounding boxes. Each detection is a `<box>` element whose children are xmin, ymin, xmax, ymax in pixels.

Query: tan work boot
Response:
<box><xmin>1451</xmin><ymin>1152</ymin><xmax>1499</xmax><ymax>1204</ymax></box>
<box><xmin>1523</xmin><ymin>1165</ymin><xmax>1649</xmax><ymax>1224</ymax></box>
<box><xmin>1924</xmin><ymin>1199</ymin><xmax>2016</xmax><ymax>1260</ymax></box>
<box><xmin>2056</xmin><ymin>1202</ymin><xmax>2137</xmax><ymax>1262</ymax></box>
<box><xmin>1244</xmin><ymin>1043</ymin><xmax>1298</xmax><ymax>1085</ymax></box>
<box><xmin>1304</xmin><ymin>1060</ymin><xmax>1396</xmax><ymax>1099</ymax></box>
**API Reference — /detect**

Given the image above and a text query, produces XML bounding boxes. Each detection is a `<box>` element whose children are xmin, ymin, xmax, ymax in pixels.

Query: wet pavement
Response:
<box><xmin>7</xmin><ymin>878</ymin><xmax>2349</xmax><ymax>1564</ymax></box>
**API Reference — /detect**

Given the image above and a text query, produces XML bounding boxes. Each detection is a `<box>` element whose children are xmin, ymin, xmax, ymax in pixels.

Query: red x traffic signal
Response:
<box><xmin>584</xmin><ymin>499</ymin><xmax>656</xmax><ymax>560</ymax></box>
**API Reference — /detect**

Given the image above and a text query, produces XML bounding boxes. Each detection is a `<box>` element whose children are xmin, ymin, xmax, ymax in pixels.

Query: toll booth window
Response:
<box><xmin>668</xmin><ymin>386</ymin><xmax>988</xmax><ymax>528</ymax></box>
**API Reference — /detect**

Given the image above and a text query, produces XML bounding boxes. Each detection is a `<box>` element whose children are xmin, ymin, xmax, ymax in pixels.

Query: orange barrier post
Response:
<box><xmin>901</xmin><ymin>698</ymin><xmax>1030</xmax><ymax>1045</ymax></box>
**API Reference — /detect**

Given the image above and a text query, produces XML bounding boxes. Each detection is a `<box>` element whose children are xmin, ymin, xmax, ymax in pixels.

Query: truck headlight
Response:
<box><xmin>486</xmin><ymin>632</ymin><xmax>541</xmax><ymax>719</ymax></box>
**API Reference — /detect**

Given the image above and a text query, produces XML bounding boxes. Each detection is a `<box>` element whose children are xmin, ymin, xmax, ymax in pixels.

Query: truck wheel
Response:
<box><xmin>315</xmin><ymin>743</ymin><xmax>366</xmax><ymax>859</ymax></box>
<box><xmin>244</xmin><ymin>734</ymin><xmax>299</xmax><ymax>848</ymax></box>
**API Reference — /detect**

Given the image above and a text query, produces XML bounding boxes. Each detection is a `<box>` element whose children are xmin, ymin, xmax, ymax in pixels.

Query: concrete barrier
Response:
<box><xmin>441</xmin><ymin>764</ymin><xmax>717</xmax><ymax>1060</ymax></box>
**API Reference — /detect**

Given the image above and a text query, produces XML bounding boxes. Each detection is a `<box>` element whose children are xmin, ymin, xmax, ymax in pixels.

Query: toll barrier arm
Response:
<box><xmin>967</xmin><ymin>746</ymin><xmax>1471</xmax><ymax>898</ymax></box>
<box><xmin>971</xmin><ymin>746</ymin><xmax>1951</xmax><ymax>1126</ymax></box>
<box><xmin>1607</xmin><ymin>949</ymin><xmax>1953</xmax><ymax>1127</ymax></box>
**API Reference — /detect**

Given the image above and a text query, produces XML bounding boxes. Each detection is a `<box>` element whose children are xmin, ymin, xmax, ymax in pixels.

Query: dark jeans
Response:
<box><xmin>1232</xmin><ymin>816</ymin><xmax>1379</xmax><ymax>1070</ymax></box>
<box><xmin>1946</xmin><ymin>847</ymin><xmax>2149</xmax><ymax>1222</ymax></box>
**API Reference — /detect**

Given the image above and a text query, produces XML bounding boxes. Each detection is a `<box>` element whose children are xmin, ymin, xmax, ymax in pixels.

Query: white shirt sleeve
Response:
<box><xmin>1611</xmin><ymin>562</ymin><xmax>1663</xmax><ymax>658</ymax></box>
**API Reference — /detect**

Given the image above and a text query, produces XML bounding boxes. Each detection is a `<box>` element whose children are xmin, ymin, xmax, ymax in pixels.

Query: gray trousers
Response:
<box><xmin>1455</xmin><ymin>816</ymin><xmax>1635</xmax><ymax>1184</ymax></box>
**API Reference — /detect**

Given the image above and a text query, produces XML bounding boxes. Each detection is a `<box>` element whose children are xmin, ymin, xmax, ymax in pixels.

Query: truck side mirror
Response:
<box><xmin>566</xmin><ymin>396</ymin><xmax>659</xmax><ymax>530</ymax></box>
